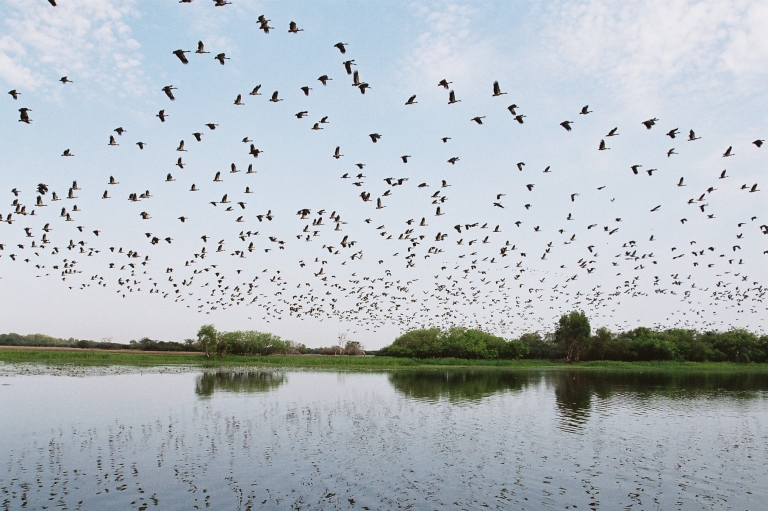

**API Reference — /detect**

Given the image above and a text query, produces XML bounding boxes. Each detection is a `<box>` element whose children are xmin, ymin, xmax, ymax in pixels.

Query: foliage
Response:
<box><xmin>380</xmin><ymin>327</ymin><xmax>528</xmax><ymax>360</ymax></box>
<box><xmin>554</xmin><ymin>311</ymin><xmax>591</xmax><ymax>363</ymax></box>
<box><xmin>196</xmin><ymin>324</ymin><xmax>218</xmax><ymax>358</ymax></box>
<box><xmin>1</xmin><ymin>332</ymin><xmax>84</xmax><ymax>347</ymax></box>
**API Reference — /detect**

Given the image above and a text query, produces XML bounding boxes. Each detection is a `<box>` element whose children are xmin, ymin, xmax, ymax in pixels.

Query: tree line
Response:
<box><xmin>4</xmin><ymin>311</ymin><xmax>767</xmax><ymax>363</ymax></box>
<box><xmin>0</xmin><ymin>332</ymin><xmax>189</xmax><ymax>351</ymax></box>
<box><xmin>379</xmin><ymin>311</ymin><xmax>768</xmax><ymax>363</ymax></box>
<box><xmin>195</xmin><ymin>325</ymin><xmax>366</xmax><ymax>358</ymax></box>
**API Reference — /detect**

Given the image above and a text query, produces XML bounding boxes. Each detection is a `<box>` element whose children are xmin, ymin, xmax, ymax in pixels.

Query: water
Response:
<box><xmin>1</xmin><ymin>366</ymin><xmax>767</xmax><ymax>510</ymax></box>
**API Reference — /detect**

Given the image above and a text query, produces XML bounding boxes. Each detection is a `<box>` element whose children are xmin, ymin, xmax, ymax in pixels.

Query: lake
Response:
<box><xmin>1</xmin><ymin>365</ymin><xmax>767</xmax><ymax>510</ymax></box>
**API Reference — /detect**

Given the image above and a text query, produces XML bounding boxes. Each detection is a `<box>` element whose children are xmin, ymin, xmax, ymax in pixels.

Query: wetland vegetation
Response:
<box><xmin>3</xmin><ymin>312</ymin><xmax>768</xmax><ymax>367</ymax></box>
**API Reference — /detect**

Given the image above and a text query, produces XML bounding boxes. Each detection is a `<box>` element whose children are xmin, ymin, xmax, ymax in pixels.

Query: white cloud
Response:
<box><xmin>401</xmin><ymin>3</ymin><xmax>498</xmax><ymax>89</ymax></box>
<box><xmin>0</xmin><ymin>0</ymin><xmax>145</xmax><ymax>96</ymax></box>
<box><xmin>539</xmin><ymin>0</ymin><xmax>768</xmax><ymax>98</ymax></box>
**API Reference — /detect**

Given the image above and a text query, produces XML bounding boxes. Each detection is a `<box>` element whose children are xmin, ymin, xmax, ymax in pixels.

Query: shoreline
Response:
<box><xmin>1</xmin><ymin>347</ymin><xmax>767</xmax><ymax>372</ymax></box>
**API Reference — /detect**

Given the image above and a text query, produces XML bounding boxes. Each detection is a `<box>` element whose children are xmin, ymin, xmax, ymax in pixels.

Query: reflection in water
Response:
<box><xmin>2</xmin><ymin>368</ymin><xmax>768</xmax><ymax>510</ymax></box>
<box><xmin>388</xmin><ymin>369</ymin><xmax>535</xmax><ymax>402</ymax></box>
<box><xmin>195</xmin><ymin>370</ymin><xmax>286</xmax><ymax>397</ymax></box>
<box><xmin>549</xmin><ymin>370</ymin><xmax>768</xmax><ymax>432</ymax></box>
<box><xmin>553</xmin><ymin>372</ymin><xmax>594</xmax><ymax>432</ymax></box>
<box><xmin>388</xmin><ymin>369</ymin><xmax>768</xmax><ymax>433</ymax></box>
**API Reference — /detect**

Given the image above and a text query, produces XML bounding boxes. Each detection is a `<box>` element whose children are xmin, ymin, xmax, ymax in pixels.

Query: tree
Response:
<box><xmin>344</xmin><ymin>340</ymin><xmax>365</xmax><ymax>356</ymax></box>
<box><xmin>588</xmin><ymin>327</ymin><xmax>613</xmax><ymax>361</ymax></box>
<box><xmin>555</xmin><ymin>311</ymin><xmax>591</xmax><ymax>363</ymax></box>
<box><xmin>197</xmin><ymin>324</ymin><xmax>218</xmax><ymax>358</ymax></box>
<box><xmin>336</xmin><ymin>332</ymin><xmax>347</xmax><ymax>356</ymax></box>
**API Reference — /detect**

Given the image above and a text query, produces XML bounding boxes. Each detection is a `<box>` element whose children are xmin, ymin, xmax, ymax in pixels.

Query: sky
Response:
<box><xmin>1</xmin><ymin>0</ymin><xmax>767</xmax><ymax>349</ymax></box>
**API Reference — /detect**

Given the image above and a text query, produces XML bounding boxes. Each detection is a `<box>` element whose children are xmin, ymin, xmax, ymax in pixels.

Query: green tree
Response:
<box><xmin>197</xmin><ymin>324</ymin><xmax>218</xmax><ymax>358</ymax></box>
<box><xmin>555</xmin><ymin>311</ymin><xmax>591</xmax><ymax>363</ymax></box>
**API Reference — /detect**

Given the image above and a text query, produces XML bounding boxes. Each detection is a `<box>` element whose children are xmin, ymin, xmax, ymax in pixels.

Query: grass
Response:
<box><xmin>2</xmin><ymin>348</ymin><xmax>768</xmax><ymax>372</ymax></box>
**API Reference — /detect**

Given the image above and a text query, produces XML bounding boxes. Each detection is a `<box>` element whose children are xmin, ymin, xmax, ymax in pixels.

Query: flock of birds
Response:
<box><xmin>2</xmin><ymin>1</ymin><xmax>767</xmax><ymax>342</ymax></box>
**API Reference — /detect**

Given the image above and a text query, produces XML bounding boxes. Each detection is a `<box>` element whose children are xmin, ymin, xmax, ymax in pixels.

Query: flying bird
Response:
<box><xmin>173</xmin><ymin>49</ymin><xmax>190</xmax><ymax>64</ymax></box>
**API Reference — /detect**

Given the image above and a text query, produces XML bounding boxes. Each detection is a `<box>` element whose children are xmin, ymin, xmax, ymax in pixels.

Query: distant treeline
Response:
<box><xmin>379</xmin><ymin>312</ymin><xmax>768</xmax><ymax>363</ymax></box>
<box><xmin>378</xmin><ymin>327</ymin><xmax>528</xmax><ymax>360</ymax></box>
<box><xmin>0</xmin><ymin>332</ymin><xmax>191</xmax><ymax>352</ymax></box>
<box><xmin>1</xmin><ymin>328</ymin><xmax>366</xmax><ymax>357</ymax></box>
<box><xmin>195</xmin><ymin>325</ymin><xmax>366</xmax><ymax>357</ymax></box>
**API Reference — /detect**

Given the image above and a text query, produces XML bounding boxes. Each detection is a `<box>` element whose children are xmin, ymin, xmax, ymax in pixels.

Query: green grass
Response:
<box><xmin>0</xmin><ymin>349</ymin><xmax>560</xmax><ymax>369</ymax></box>
<box><xmin>2</xmin><ymin>348</ymin><xmax>768</xmax><ymax>372</ymax></box>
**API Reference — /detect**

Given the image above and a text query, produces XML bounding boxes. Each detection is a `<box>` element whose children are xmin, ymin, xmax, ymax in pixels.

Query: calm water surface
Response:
<box><xmin>1</xmin><ymin>366</ymin><xmax>767</xmax><ymax>510</ymax></box>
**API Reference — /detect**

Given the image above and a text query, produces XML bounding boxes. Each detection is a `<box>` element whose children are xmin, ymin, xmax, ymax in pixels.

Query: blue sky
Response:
<box><xmin>1</xmin><ymin>0</ymin><xmax>767</xmax><ymax>348</ymax></box>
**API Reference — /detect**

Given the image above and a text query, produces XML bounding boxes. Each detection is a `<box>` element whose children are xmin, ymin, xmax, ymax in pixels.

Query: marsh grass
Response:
<box><xmin>2</xmin><ymin>348</ymin><xmax>768</xmax><ymax>372</ymax></box>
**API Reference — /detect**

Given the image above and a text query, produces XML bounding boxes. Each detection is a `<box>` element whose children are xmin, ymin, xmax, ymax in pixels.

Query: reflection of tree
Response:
<box><xmin>195</xmin><ymin>371</ymin><xmax>286</xmax><ymax>397</ymax></box>
<box><xmin>388</xmin><ymin>370</ymin><xmax>536</xmax><ymax>402</ymax></box>
<box><xmin>551</xmin><ymin>370</ymin><xmax>768</xmax><ymax>432</ymax></box>
<box><xmin>552</xmin><ymin>371</ymin><xmax>594</xmax><ymax>432</ymax></box>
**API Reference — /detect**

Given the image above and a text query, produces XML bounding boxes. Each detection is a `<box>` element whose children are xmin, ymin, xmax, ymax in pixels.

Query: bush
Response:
<box><xmin>381</xmin><ymin>327</ymin><xmax>527</xmax><ymax>360</ymax></box>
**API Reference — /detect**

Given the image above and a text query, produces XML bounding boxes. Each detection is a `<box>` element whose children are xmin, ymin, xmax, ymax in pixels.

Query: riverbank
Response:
<box><xmin>1</xmin><ymin>347</ymin><xmax>768</xmax><ymax>371</ymax></box>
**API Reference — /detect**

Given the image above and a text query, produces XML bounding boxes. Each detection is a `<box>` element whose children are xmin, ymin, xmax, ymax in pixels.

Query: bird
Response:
<box><xmin>448</xmin><ymin>90</ymin><xmax>460</xmax><ymax>104</ymax></box>
<box><xmin>318</xmin><ymin>75</ymin><xmax>332</xmax><ymax>86</ymax></box>
<box><xmin>334</xmin><ymin>42</ymin><xmax>348</xmax><ymax>54</ymax></box>
<box><xmin>60</xmin><ymin>76</ymin><xmax>73</xmax><ymax>84</ymax></box>
<box><xmin>598</xmin><ymin>139</ymin><xmax>608</xmax><ymax>150</ymax></box>
<box><xmin>300</xmin><ymin>86</ymin><xmax>312</xmax><ymax>96</ymax></box>
<box><xmin>234</xmin><ymin>94</ymin><xmax>244</xmax><ymax>105</ymax></box>
<box><xmin>195</xmin><ymin>41</ymin><xmax>209</xmax><ymax>54</ymax></box>
<box><xmin>606</xmin><ymin>127</ymin><xmax>619</xmax><ymax>137</ymax></box>
<box><xmin>438</xmin><ymin>79</ymin><xmax>452</xmax><ymax>89</ymax></box>
<box><xmin>666</xmin><ymin>128</ymin><xmax>680</xmax><ymax>138</ymax></box>
<box><xmin>631</xmin><ymin>165</ymin><xmax>642</xmax><ymax>175</ymax></box>
<box><xmin>270</xmin><ymin>91</ymin><xmax>282</xmax><ymax>102</ymax></box>
<box><xmin>723</xmin><ymin>146</ymin><xmax>734</xmax><ymax>157</ymax></box>
<box><xmin>369</xmin><ymin>133</ymin><xmax>382</xmax><ymax>143</ymax></box>
<box><xmin>492</xmin><ymin>81</ymin><xmax>506</xmax><ymax>96</ymax></box>
<box><xmin>753</xmin><ymin>140</ymin><xmax>764</xmax><ymax>148</ymax></box>
<box><xmin>642</xmin><ymin>118</ymin><xmax>659</xmax><ymax>129</ymax></box>
<box><xmin>173</xmin><ymin>49</ymin><xmax>190</xmax><ymax>64</ymax></box>
<box><xmin>333</xmin><ymin>146</ymin><xmax>343</xmax><ymax>159</ymax></box>
<box><xmin>18</xmin><ymin>108</ymin><xmax>31</xmax><ymax>123</ymax></box>
<box><xmin>400</xmin><ymin>155</ymin><xmax>411</xmax><ymax>163</ymax></box>
<box><xmin>677</xmin><ymin>177</ymin><xmax>686</xmax><ymax>187</ymax></box>
<box><xmin>162</xmin><ymin>85</ymin><xmax>177</xmax><ymax>100</ymax></box>
<box><xmin>288</xmin><ymin>21</ymin><xmax>303</xmax><ymax>33</ymax></box>
<box><xmin>688</xmin><ymin>130</ymin><xmax>701</xmax><ymax>141</ymax></box>
<box><xmin>62</xmin><ymin>149</ymin><xmax>74</xmax><ymax>157</ymax></box>
<box><xmin>108</xmin><ymin>135</ymin><xmax>119</xmax><ymax>146</ymax></box>
<box><xmin>471</xmin><ymin>116</ymin><xmax>485</xmax><ymax>124</ymax></box>
<box><xmin>214</xmin><ymin>53</ymin><xmax>229</xmax><ymax>65</ymax></box>
<box><xmin>560</xmin><ymin>121</ymin><xmax>573</xmax><ymax>131</ymax></box>
<box><xmin>8</xmin><ymin>89</ymin><xmax>19</xmax><ymax>100</ymax></box>
<box><xmin>249</xmin><ymin>85</ymin><xmax>262</xmax><ymax>96</ymax></box>
<box><xmin>405</xmin><ymin>95</ymin><xmax>417</xmax><ymax>105</ymax></box>
<box><xmin>579</xmin><ymin>105</ymin><xmax>592</xmax><ymax>115</ymax></box>
<box><xmin>157</xmin><ymin>110</ymin><xmax>167</xmax><ymax>122</ymax></box>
